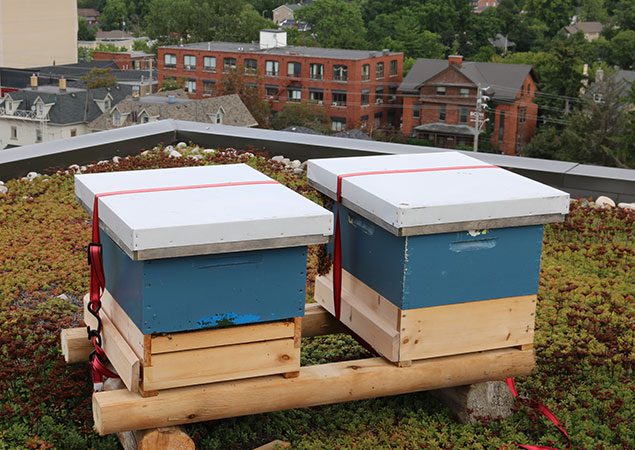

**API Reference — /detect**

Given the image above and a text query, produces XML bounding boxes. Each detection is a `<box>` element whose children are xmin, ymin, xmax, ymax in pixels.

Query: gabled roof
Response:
<box><xmin>1</xmin><ymin>85</ymin><xmax>131</xmax><ymax>125</ymax></box>
<box><xmin>563</xmin><ymin>22</ymin><xmax>603</xmax><ymax>34</ymax></box>
<box><xmin>88</xmin><ymin>92</ymin><xmax>258</xmax><ymax>130</ymax></box>
<box><xmin>399</xmin><ymin>58</ymin><xmax>535</xmax><ymax>102</ymax></box>
<box><xmin>78</xmin><ymin>8</ymin><xmax>100</xmax><ymax>17</ymax></box>
<box><xmin>96</xmin><ymin>30</ymin><xmax>134</xmax><ymax>40</ymax></box>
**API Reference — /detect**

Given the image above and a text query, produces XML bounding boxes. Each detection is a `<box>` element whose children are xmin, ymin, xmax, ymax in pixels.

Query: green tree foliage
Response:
<box><xmin>77</xmin><ymin>18</ymin><xmax>96</xmax><ymax>41</ymax></box>
<box><xmin>524</xmin><ymin>0</ymin><xmax>576</xmax><ymax>37</ymax></box>
<box><xmin>132</xmin><ymin>39</ymin><xmax>151</xmax><ymax>53</ymax></box>
<box><xmin>217</xmin><ymin>68</ymin><xmax>271</xmax><ymax>127</ymax></box>
<box><xmin>160</xmin><ymin>77</ymin><xmax>184</xmax><ymax>91</ymax></box>
<box><xmin>608</xmin><ymin>30</ymin><xmax>635</xmax><ymax>69</ymax></box>
<box><xmin>100</xmin><ymin>0</ymin><xmax>128</xmax><ymax>31</ymax></box>
<box><xmin>77</xmin><ymin>47</ymin><xmax>94</xmax><ymax>63</ymax></box>
<box><xmin>523</xmin><ymin>77</ymin><xmax>635</xmax><ymax>168</ymax></box>
<box><xmin>94</xmin><ymin>43</ymin><xmax>128</xmax><ymax>52</ymax></box>
<box><xmin>81</xmin><ymin>68</ymin><xmax>118</xmax><ymax>89</ymax></box>
<box><xmin>271</xmin><ymin>102</ymin><xmax>331</xmax><ymax>134</ymax></box>
<box><xmin>144</xmin><ymin>0</ymin><xmax>272</xmax><ymax>44</ymax></box>
<box><xmin>296</xmin><ymin>0</ymin><xmax>368</xmax><ymax>49</ymax></box>
<box><xmin>579</xmin><ymin>0</ymin><xmax>609</xmax><ymax>22</ymax></box>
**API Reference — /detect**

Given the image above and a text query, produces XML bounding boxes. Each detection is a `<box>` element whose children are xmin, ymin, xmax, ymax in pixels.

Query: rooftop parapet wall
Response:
<box><xmin>0</xmin><ymin>120</ymin><xmax>633</xmax><ymax>202</ymax></box>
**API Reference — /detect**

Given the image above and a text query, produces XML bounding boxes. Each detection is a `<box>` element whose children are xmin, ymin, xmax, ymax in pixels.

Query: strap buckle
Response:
<box><xmin>87</xmin><ymin>242</ymin><xmax>102</xmax><ymax>265</ymax></box>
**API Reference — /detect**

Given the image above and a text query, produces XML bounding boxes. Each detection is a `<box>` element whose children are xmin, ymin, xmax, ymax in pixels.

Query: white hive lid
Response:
<box><xmin>75</xmin><ymin>164</ymin><xmax>333</xmax><ymax>260</ymax></box>
<box><xmin>307</xmin><ymin>152</ymin><xmax>569</xmax><ymax>236</ymax></box>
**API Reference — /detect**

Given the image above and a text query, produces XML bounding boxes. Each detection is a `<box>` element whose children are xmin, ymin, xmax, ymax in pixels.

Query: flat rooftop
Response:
<box><xmin>161</xmin><ymin>42</ymin><xmax>401</xmax><ymax>60</ymax></box>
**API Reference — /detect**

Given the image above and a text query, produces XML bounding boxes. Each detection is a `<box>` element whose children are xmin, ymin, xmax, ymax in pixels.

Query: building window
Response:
<box><xmin>389</xmin><ymin>86</ymin><xmax>397</xmax><ymax>102</ymax></box>
<box><xmin>223</xmin><ymin>57</ymin><xmax>237</xmax><ymax>71</ymax></box>
<box><xmin>287</xmin><ymin>88</ymin><xmax>301</xmax><ymax>102</ymax></box>
<box><xmin>104</xmin><ymin>97</ymin><xmax>111</xmax><ymax>111</ymax></box>
<box><xmin>460</xmin><ymin>88</ymin><xmax>470</xmax><ymax>97</ymax></box>
<box><xmin>184</xmin><ymin>55</ymin><xmax>196</xmax><ymax>70</ymax></box>
<box><xmin>203</xmin><ymin>80</ymin><xmax>215</xmax><ymax>95</ymax></box>
<box><xmin>10</xmin><ymin>126</ymin><xmax>17</xmax><ymax>140</ymax></box>
<box><xmin>265</xmin><ymin>85</ymin><xmax>278</xmax><ymax>98</ymax></box>
<box><xmin>361</xmin><ymin>64</ymin><xmax>370</xmax><ymax>81</ymax></box>
<box><xmin>112</xmin><ymin>110</ymin><xmax>122</xmax><ymax>126</ymax></box>
<box><xmin>245</xmin><ymin>59</ymin><xmax>258</xmax><ymax>75</ymax></box>
<box><xmin>519</xmin><ymin>107</ymin><xmax>526</xmax><ymax>123</ymax></box>
<box><xmin>360</xmin><ymin>115</ymin><xmax>368</xmax><ymax>129</ymax></box>
<box><xmin>203</xmin><ymin>56</ymin><xmax>216</xmax><ymax>71</ymax></box>
<box><xmin>332</xmin><ymin>91</ymin><xmax>347</xmax><ymax>106</ymax></box>
<box><xmin>439</xmin><ymin>104</ymin><xmax>446</xmax><ymax>121</ymax></box>
<box><xmin>310</xmin><ymin>90</ymin><xmax>324</xmax><ymax>103</ymax></box>
<box><xmin>376</xmin><ymin>62</ymin><xmax>384</xmax><ymax>79</ymax></box>
<box><xmin>436</xmin><ymin>86</ymin><xmax>446</xmax><ymax>96</ymax></box>
<box><xmin>498</xmin><ymin>111</ymin><xmax>505</xmax><ymax>143</ymax></box>
<box><xmin>459</xmin><ymin>107</ymin><xmax>468</xmax><ymax>123</ymax></box>
<box><xmin>333</xmin><ymin>65</ymin><xmax>348</xmax><ymax>81</ymax></box>
<box><xmin>164</xmin><ymin>53</ymin><xmax>176</xmax><ymax>68</ymax></box>
<box><xmin>413</xmin><ymin>104</ymin><xmax>420</xmax><ymax>118</ymax></box>
<box><xmin>375</xmin><ymin>87</ymin><xmax>384</xmax><ymax>104</ymax></box>
<box><xmin>390</xmin><ymin>60</ymin><xmax>398</xmax><ymax>76</ymax></box>
<box><xmin>309</xmin><ymin>63</ymin><xmax>324</xmax><ymax>80</ymax></box>
<box><xmin>186</xmin><ymin>79</ymin><xmax>196</xmax><ymax>93</ymax></box>
<box><xmin>374</xmin><ymin>112</ymin><xmax>382</xmax><ymax>128</ymax></box>
<box><xmin>36</xmin><ymin>128</ymin><xmax>42</xmax><ymax>143</ymax></box>
<box><xmin>361</xmin><ymin>89</ymin><xmax>370</xmax><ymax>106</ymax></box>
<box><xmin>70</xmin><ymin>128</ymin><xmax>77</xmax><ymax>137</ymax></box>
<box><xmin>331</xmin><ymin>118</ymin><xmax>346</xmax><ymax>131</ymax></box>
<box><xmin>287</xmin><ymin>62</ymin><xmax>301</xmax><ymax>77</ymax></box>
<box><xmin>266</xmin><ymin>60</ymin><xmax>279</xmax><ymax>76</ymax></box>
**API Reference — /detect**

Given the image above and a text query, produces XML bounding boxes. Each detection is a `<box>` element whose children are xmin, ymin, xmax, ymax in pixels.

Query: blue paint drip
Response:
<box><xmin>196</xmin><ymin>313</ymin><xmax>261</xmax><ymax>329</ymax></box>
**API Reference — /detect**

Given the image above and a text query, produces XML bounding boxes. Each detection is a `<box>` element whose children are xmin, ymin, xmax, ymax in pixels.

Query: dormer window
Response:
<box><xmin>105</xmin><ymin>97</ymin><xmax>111</xmax><ymax>111</ymax></box>
<box><xmin>112</xmin><ymin>109</ymin><xmax>122</xmax><ymax>126</ymax></box>
<box><xmin>35</xmin><ymin>102</ymin><xmax>44</xmax><ymax>118</ymax></box>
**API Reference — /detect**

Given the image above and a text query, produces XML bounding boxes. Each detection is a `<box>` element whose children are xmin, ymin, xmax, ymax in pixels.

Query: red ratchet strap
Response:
<box><xmin>332</xmin><ymin>164</ymin><xmax>498</xmax><ymax>319</ymax></box>
<box><xmin>503</xmin><ymin>378</ymin><xmax>572</xmax><ymax>450</ymax></box>
<box><xmin>86</xmin><ymin>180</ymin><xmax>279</xmax><ymax>390</ymax></box>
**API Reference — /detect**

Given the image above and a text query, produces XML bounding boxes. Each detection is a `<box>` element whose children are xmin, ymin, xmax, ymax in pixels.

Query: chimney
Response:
<box><xmin>259</xmin><ymin>29</ymin><xmax>287</xmax><ymax>50</ymax></box>
<box><xmin>30</xmin><ymin>74</ymin><xmax>38</xmax><ymax>90</ymax></box>
<box><xmin>448</xmin><ymin>55</ymin><xmax>463</xmax><ymax>67</ymax></box>
<box><xmin>59</xmin><ymin>77</ymin><xmax>67</xmax><ymax>92</ymax></box>
<box><xmin>595</xmin><ymin>68</ymin><xmax>604</xmax><ymax>82</ymax></box>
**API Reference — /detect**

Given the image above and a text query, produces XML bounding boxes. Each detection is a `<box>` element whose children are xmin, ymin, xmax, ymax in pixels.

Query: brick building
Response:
<box><xmin>399</xmin><ymin>56</ymin><xmax>538</xmax><ymax>155</ymax></box>
<box><xmin>157</xmin><ymin>30</ymin><xmax>404</xmax><ymax>131</ymax></box>
<box><xmin>92</xmin><ymin>51</ymin><xmax>155</xmax><ymax>71</ymax></box>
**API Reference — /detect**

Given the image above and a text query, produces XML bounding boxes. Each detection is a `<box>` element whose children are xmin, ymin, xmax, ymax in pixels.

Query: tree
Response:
<box><xmin>144</xmin><ymin>0</ymin><xmax>273</xmax><ymax>45</ymax></box>
<box><xmin>82</xmin><ymin>68</ymin><xmax>118</xmax><ymax>89</ymax></box>
<box><xmin>579</xmin><ymin>0</ymin><xmax>609</xmax><ymax>22</ymax></box>
<box><xmin>608</xmin><ymin>30</ymin><xmax>635</xmax><ymax>69</ymax></box>
<box><xmin>217</xmin><ymin>68</ymin><xmax>271</xmax><ymax>127</ymax></box>
<box><xmin>160</xmin><ymin>78</ymin><xmax>184</xmax><ymax>90</ymax></box>
<box><xmin>271</xmin><ymin>103</ymin><xmax>331</xmax><ymax>134</ymax></box>
<box><xmin>523</xmin><ymin>77</ymin><xmax>635</xmax><ymax>168</ymax></box>
<box><xmin>100</xmin><ymin>0</ymin><xmax>128</xmax><ymax>31</ymax></box>
<box><xmin>78</xmin><ymin>47</ymin><xmax>94</xmax><ymax>63</ymax></box>
<box><xmin>296</xmin><ymin>0</ymin><xmax>368</xmax><ymax>50</ymax></box>
<box><xmin>78</xmin><ymin>18</ymin><xmax>96</xmax><ymax>41</ymax></box>
<box><xmin>524</xmin><ymin>0</ymin><xmax>575</xmax><ymax>37</ymax></box>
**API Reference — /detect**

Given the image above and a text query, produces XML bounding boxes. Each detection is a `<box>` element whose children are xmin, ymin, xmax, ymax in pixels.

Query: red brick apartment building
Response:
<box><xmin>157</xmin><ymin>30</ymin><xmax>404</xmax><ymax>131</ymax></box>
<box><xmin>92</xmin><ymin>51</ymin><xmax>155</xmax><ymax>71</ymax></box>
<box><xmin>399</xmin><ymin>55</ymin><xmax>538</xmax><ymax>155</ymax></box>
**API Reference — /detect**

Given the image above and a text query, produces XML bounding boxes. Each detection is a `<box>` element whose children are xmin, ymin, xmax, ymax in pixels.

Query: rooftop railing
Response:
<box><xmin>0</xmin><ymin>119</ymin><xmax>633</xmax><ymax>202</ymax></box>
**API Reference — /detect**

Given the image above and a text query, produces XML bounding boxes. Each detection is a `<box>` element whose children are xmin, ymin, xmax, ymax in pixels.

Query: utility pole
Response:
<box><xmin>472</xmin><ymin>84</ymin><xmax>489</xmax><ymax>152</ymax></box>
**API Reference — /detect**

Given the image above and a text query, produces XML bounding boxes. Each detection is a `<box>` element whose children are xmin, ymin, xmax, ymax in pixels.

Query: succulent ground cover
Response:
<box><xmin>0</xmin><ymin>146</ymin><xmax>633</xmax><ymax>449</ymax></box>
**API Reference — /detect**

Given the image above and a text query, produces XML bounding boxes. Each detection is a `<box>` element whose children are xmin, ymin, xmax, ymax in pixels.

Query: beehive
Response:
<box><xmin>308</xmin><ymin>152</ymin><xmax>569</xmax><ymax>363</ymax></box>
<box><xmin>75</xmin><ymin>164</ymin><xmax>333</xmax><ymax>335</ymax></box>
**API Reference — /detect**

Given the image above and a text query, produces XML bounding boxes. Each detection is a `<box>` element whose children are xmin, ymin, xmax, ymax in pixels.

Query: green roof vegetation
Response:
<box><xmin>0</xmin><ymin>146</ymin><xmax>632</xmax><ymax>449</ymax></box>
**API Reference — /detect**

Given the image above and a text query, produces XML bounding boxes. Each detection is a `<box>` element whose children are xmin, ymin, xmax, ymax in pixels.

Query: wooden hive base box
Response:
<box><xmin>83</xmin><ymin>292</ymin><xmax>301</xmax><ymax>395</ymax></box>
<box><xmin>314</xmin><ymin>269</ymin><xmax>536</xmax><ymax>364</ymax></box>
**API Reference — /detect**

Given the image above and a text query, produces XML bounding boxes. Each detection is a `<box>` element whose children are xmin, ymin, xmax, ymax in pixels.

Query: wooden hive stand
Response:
<box><xmin>61</xmin><ymin>302</ymin><xmax>534</xmax><ymax>447</ymax></box>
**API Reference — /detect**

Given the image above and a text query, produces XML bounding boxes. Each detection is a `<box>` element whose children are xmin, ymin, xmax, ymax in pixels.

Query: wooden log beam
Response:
<box><xmin>104</xmin><ymin>379</ymin><xmax>195</xmax><ymax>450</ymax></box>
<box><xmin>61</xmin><ymin>327</ymin><xmax>92</xmax><ymax>363</ymax></box>
<box><xmin>93</xmin><ymin>347</ymin><xmax>534</xmax><ymax>435</ymax></box>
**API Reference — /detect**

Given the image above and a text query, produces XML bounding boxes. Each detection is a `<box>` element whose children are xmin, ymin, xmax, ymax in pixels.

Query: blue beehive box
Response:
<box><xmin>76</xmin><ymin>164</ymin><xmax>333</xmax><ymax>334</ymax></box>
<box><xmin>307</xmin><ymin>152</ymin><xmax>570</xmax><ymax>310</ymax></box>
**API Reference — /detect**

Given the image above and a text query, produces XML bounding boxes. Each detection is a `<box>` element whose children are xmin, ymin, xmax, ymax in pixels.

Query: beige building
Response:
<box><xmin>0</xmin><ymin>0</ymin><xmax>78</xmax><ymax>68</ymax></box>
